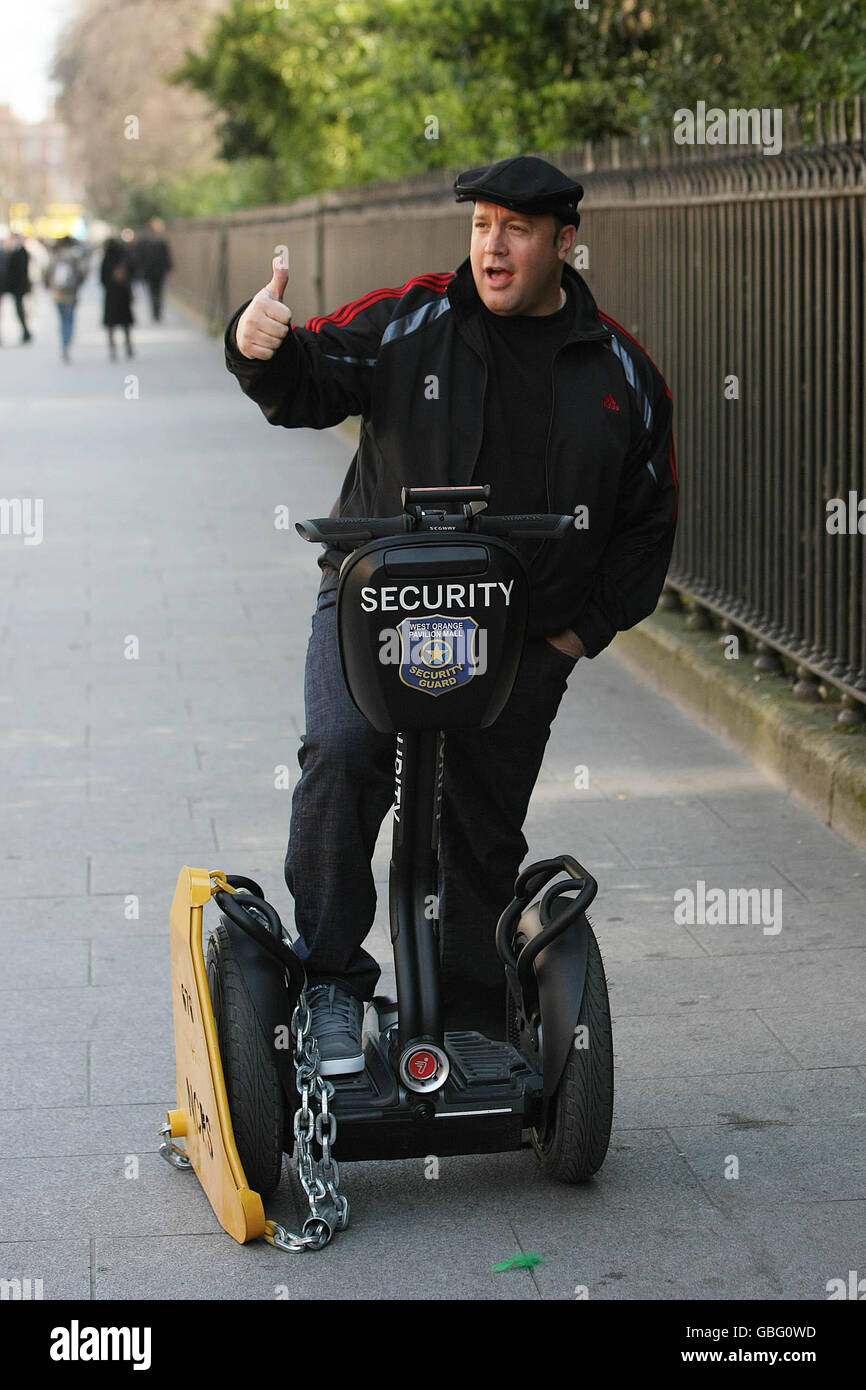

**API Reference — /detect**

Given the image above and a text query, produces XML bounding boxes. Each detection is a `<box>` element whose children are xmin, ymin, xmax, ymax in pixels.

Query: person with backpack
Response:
<box><xmin>45</xmin><ymin>236</ymin><xmax>85</xmax><ymax>363</ymax></box>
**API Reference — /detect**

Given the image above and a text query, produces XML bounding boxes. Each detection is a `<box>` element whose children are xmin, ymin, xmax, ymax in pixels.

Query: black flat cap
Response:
<box><xmin>454</xmin><ymin>155</ymin><xmax>583</xmax><ymax>228</ymax></box>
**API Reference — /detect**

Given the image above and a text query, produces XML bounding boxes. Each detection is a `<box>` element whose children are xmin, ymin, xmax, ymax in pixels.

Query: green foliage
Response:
<box><xmin>163</xmin><ymin>0</ymin><xmax>866</xmax><ymax>213</ymax></box>
<box><xmin>104</xmin><ymin>160</ymin><xmax>278</xmax><ymax>226</ymax></box>
<box><xmin>643</xmin><ymin>0</ymin><xmax>866</xmax><ymax>117</ymax></box>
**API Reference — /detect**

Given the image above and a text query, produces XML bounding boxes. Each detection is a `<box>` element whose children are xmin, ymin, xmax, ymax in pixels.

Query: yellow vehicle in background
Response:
<box><xmin>8</xmin><ymin>201</ymin><xmax>86</xmax><ymax>240</ymax></box>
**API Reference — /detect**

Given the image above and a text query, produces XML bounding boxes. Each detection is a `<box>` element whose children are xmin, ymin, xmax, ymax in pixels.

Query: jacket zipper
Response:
<box><xmin>530</xmin><ymin>327</ymin><xmax>610</xmax><ymax>572</ymax></box>
<box><xmin>464</xmin><ymin>339</ymin><xmax>488</xmax><ymax>484</ymax></box>
<box><xmin>459</xmin><ymin>283</ymin><xmax>610</xmax><ymax>568</ymax></box>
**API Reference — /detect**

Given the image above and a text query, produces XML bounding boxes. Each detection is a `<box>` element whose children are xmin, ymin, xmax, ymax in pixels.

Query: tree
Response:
<box><xmin>170</xmin><ymin>0</ymin><xmax>664</xmax><ymax>200</ymax></box>
<box><xmin>51</xmin><ymin>0</ymin><xmax>231</xmax><ymax>223</ymax></box>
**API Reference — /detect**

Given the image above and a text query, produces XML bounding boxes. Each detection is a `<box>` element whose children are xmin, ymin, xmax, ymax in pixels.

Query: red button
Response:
<box><xmin>408</xmin><ymin>1050</ymin><xmax>437</xmax><ymax>1080</ymax></box>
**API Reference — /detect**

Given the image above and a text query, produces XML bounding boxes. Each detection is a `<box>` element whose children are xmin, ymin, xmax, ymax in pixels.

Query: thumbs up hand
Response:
<box><xmin>235</xmin><ymin>255</ymin><xmax>293</xmax><ymax>360</ymax></box>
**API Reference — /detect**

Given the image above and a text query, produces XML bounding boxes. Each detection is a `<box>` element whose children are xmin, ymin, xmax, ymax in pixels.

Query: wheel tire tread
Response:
<box><xmin>207</xmin><ymin>921</ymin><xmax>284</xmax><ymax>1198</ymax></box>
<box><xmin>539</xmin><ymin>918</ymin><xmax>614</xmax><ymax>1183</ymax></box>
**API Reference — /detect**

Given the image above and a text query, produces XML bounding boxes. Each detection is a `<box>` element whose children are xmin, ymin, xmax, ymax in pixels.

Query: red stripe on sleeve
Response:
<box><xmin>668</xmin><ymin>433</ymin><xmax>679</xmax><ymax>517</ymax></box>
<box><xmin>305</xmin><ymin>272</ymin><xmax>453</xmax><ymax>333</ymax></box>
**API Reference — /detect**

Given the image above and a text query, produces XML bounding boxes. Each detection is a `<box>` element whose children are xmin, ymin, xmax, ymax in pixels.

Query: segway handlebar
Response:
<box><xmin>296</xmin><ymin>511</ymin><xmax>574</xmax><ymax>546</ymax></box>
<box><xmin>296</xmin><ymin>515</ymin><xmax>412</xmax><ymax>546</ymax></box>
<box><xmin>475</xmin><ymin>513</ymin><xmax>574</xmax><ymax>540</ymax></box>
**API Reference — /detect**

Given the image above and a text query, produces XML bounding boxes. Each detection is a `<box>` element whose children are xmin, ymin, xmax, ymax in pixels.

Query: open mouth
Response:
<box><xmin>485</xmin><ymin>267</ymin><xmax>514</xmax><ymax>287</ymax></box>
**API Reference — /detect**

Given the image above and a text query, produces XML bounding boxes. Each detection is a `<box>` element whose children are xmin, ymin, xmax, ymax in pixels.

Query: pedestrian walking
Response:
<box><xmin>100</xmin><ymin>237</ymin><xmax>135</xmax><ymax>360</ymax></box>
<box><xmin>0</xmin><ymin>238</ymin><xmax>8</xmax><ymax>343</ymax></box>
<box><xmin>45</xmin><ymin>235</ymin><xmax>85</xmax><ymax>363</ymax></box>
<box><xmin>1</xmin><ymin>233</ymin><xmax>33</xmax><ymax>344</ymax></box>
<box><xmin>135</xmin><ymin>216</ymin><xmax>173</xmax><ymax>322</ymax></box>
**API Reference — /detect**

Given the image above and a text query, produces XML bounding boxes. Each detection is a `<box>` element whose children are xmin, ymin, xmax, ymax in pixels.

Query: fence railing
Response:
<box><xmin>168</xmin><ymin>99</ymin><xmax>866</xmax><ymax>720</ymax></box>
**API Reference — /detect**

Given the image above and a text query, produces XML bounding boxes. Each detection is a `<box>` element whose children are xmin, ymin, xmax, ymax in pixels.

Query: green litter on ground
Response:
<box><xmin>492</xmin><ymin>1252</ymin><xmax>545</xmax><ymax>1272</ymax></box>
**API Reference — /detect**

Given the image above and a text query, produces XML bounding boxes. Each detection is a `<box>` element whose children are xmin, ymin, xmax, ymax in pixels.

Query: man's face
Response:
<box><xmin>470</xmin><ymin>200</ymin><xmax>574</xmax><ymax>316</ymax></box>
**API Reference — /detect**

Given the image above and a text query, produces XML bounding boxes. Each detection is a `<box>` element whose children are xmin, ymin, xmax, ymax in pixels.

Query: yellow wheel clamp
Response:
<box><xmin>162</xmin><ymin>866</ymin><xmax>276</xmax><ymax>1245</ymax></box>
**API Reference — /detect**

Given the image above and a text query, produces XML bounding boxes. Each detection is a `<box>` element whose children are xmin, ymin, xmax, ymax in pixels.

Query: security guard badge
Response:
<box><xmin>398</xmin><ymin>614</ymin><xmax>479</xmax><ymax>696</ymax></box>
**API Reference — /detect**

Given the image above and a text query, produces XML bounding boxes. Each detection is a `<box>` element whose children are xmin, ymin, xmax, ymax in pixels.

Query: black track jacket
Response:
<box><xmin>224</xmin><ymin>256</ymin><xmax>678</xmax><ymax>658</ymax></box>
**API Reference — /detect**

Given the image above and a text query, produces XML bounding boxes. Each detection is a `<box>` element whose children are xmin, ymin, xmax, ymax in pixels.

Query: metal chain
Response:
<box><xmin>210</xmin><ymin>873</ymin><xmax>349</xmax><ymax>1249</ymax></box>
<box><xmin>264</xmin><ymin>991</ymin><xmax>350</xmax><ymax>1253</ymax></box>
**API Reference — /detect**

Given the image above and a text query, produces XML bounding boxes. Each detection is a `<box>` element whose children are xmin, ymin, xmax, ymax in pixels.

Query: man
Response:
<box><xmin>224</xmin><ymin>155</ymin><xmax>677</xmax><ymax>1072</ymax></box>
<box><xmin>135</xmin><ymin>216</ymin><xmax>173</xmax><ymax>322</ymax></box>
<box><xmin>1</xmin><ymin>233</ymin><xmax>33</xmax><ymax>344</ymax></box>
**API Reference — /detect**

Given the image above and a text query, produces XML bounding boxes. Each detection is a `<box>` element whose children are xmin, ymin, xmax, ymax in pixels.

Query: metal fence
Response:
<box><xmin>168</xmin><ymin>100</ymin><xmax>866</xmax><ymax>716</ymax></box>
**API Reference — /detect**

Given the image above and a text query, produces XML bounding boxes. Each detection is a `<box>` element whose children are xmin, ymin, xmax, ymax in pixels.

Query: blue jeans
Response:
<box><xmin>284</xmin><ymin>588</ymin><xmax>577</xmax><ymax>1037</ymax></box>
<box><xmin>56</xmin><ymin>301</ymin><xmax>75</xmax><ymax>348</ymax></box>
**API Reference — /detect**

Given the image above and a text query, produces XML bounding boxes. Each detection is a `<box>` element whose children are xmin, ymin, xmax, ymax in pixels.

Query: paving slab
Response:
<box><xmin>0</xmin><ymin>1153</ymin><xmax>225</xmax><ymax>1242</ymax></box>
<box><xmin>0</xmin><ymin>1105</ymin><xmax>180</xmax><ymax>1161</ymax></box>
<box><xmin>0</xmin><ymin>893</ymin><xmax>179</xmax><ymax>939</ymax></box>
<box><xmin>0</xmin><ymin>1242</ymin><xmax>91</xmax><ymax>1301</ymax></box>
<box><xmin>613</xmin><ymin>1066</ymin><xmax>866</xmax><ymax>1129</ymax></box>
<box><xmin>0</xmin><ymin>1042</ymin><xmax>90</xmax><ymax>1109</ymax></box>
<box><xmin>667</xmin><ymin>1120</ymin><xmax>866</xmax><ymax>1205</ymax></box>
<box><xmin>727</xmin><ymin>1201</ymin><xmax>866</xmax><ymax>1301</ymax></box>
<box><xmin>756</xmin><ymin>1004</ymin><xmax>866</xmax><ymax>1069</ymax></box>
<box><xmin>607</xmin><ymin>948</ymin><xmax>866</xmax><ymax>1015</ymax></box>
<box><xmin>511</xmin><ymin>1208</ymin><xmax>781</xmax><ymax>1301</ymax></box>
<box><xmin>2</xmin><ymin>855</ymin><xmax>87</xmax><ymax>901</ymax></box>
<box><xmin>0</xmin><ymin>986</ymin><xmax>172</xmax><ymax>1046</ymax></box>
<box><xmin>612</xmin><ymin>1009</ymin><xmax>798</xmax><ymax>1078</ymax></box>
<box><xmin>90</xmin><ymin>1039</ymin><xmax>176</xmax><ymax>1109</ymax></box>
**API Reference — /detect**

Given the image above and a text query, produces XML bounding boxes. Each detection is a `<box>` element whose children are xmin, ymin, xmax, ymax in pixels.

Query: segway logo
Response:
<box><xmin>398</xmin><ymin>615</ymin><xmax>479</xmax><ymax>696</ymax></box>
<box><xmin>407</xmin><ymin>1050</ymin><xmax>438</xmax><ymax>1081</ymax></box>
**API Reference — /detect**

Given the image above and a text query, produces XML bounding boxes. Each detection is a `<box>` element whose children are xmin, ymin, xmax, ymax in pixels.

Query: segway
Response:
<box><xmin>160</xmin><ymin>484</ymin><xmax>614</xmax><ymax>1250</ymax></box>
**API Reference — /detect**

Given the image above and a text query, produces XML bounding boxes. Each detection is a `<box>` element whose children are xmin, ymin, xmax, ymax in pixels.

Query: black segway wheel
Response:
<box><xmin>527</xmin><ymin>920</ymin><xmax>614</xmax><ymax>1183</ymax></box>
<box><xmin>206</xmin><ymin>920</ymin><xmax>285</xmax><ymax>1198</ymax></box>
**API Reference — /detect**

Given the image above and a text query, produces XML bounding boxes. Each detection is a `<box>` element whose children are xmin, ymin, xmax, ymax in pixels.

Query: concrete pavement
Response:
<box><xmin>0</xmin><ymin>277</ymin><xmax>864</xmax><ymax>1301</ymax></box>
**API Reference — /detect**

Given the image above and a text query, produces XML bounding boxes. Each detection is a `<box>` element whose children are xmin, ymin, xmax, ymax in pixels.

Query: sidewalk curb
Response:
<box><xmin>610</xmin><ymin>612</ymin><xmax>866</xmax><ymax>854</ymax></box>
<box><xmin>164</xmin><ymin>289</ymin><xmax>213</xmax><ymax>333</ymax></box>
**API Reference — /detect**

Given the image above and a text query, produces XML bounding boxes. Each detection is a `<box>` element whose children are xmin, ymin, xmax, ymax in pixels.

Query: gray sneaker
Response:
<box><xmin>306</xmin><ymin>984</ymin><xmax>365</xmax><ymax>1076</ymax></box>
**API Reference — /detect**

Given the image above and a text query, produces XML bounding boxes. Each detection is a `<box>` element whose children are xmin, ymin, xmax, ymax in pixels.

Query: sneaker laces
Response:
<box><xmin>306</xmin><ymin>984</ymin><xmax>362</xmax><ymax>1040</ymax></box>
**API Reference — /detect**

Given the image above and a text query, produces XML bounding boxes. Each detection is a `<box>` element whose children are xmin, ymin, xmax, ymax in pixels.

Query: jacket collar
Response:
<box><xmin>448</xmin><ymin>255</ymin><xmax>610</xmax><ymax>346</ymax></box>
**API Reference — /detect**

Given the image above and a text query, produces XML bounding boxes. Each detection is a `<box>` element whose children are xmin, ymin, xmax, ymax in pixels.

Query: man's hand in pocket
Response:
<box><xmin>545</xmin><ymin>629</ymin><xmax>585</xmax><ymax>660</ymax></box>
